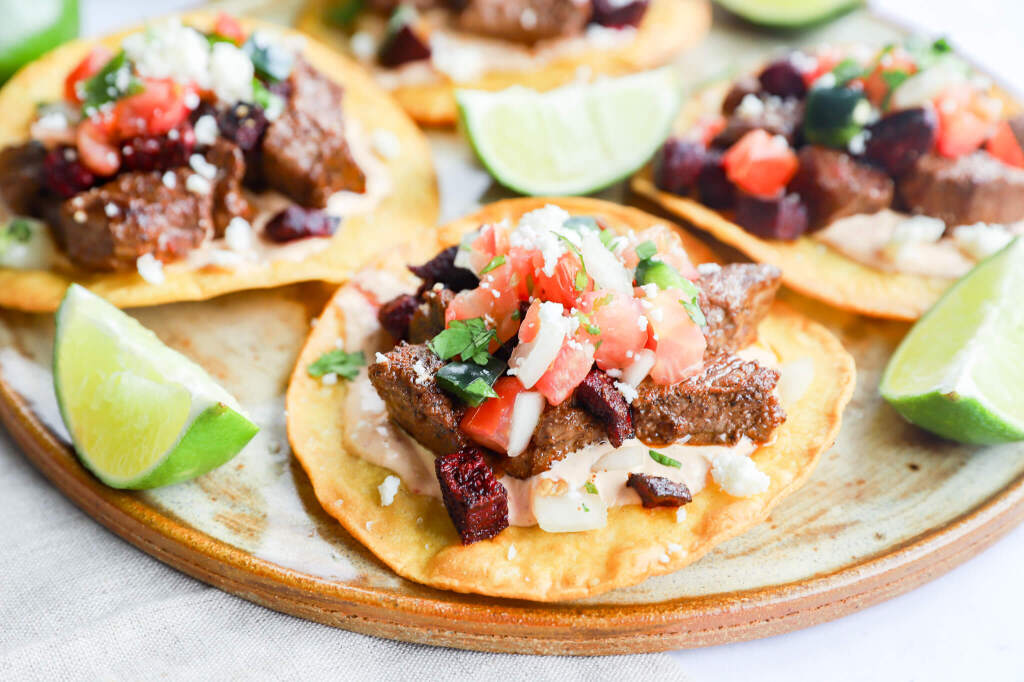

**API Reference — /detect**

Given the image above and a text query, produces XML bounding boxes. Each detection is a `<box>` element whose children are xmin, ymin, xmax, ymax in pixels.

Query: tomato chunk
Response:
<box><xmin>76</xmin><ymin>116</ymin><xmax>120</xmax><ymax>176</ymax></box>
<box><xmin>213</xmin><ymin>13</ymin><xmax>246</xmax><ymax>45</ymax></box>
<box><xmin>65</xmin><ymin>47</ymin><xmax>115</xmax><ymax>104</ymax></box>
<box><xmin>576</xmin><ymin>290</ymin><xmax>648</xmax><ymax>371</ymax></box>
<box><xmin>113</xmin><ymin>78</ymin><xmax>191</xmax><ymax>139</ymax></box>
<box><xmin>723</xmin><ymin>129</ymin><xmax>799</xmax><ymax>199</ymax></box>
<box><xmin>533</xmin><ymin>338</ymin><xmax>595</xmax><ymax>406</ymax></box>
<box><xmin>861</xmin><ymin>50</ymin><xmax>917</xmax><ymax>106</ymax></box>
<box><xmin>934</xmin><ymin>85</ymin><xmax>995</xmax><ymax>158</ymax></box>
<box><xmin>645</xmin><ymin>288</ymin><xmax>707</xmax><ymax>385</ymax></box>
<box><xmin>532</xmin><ymin>251</ymin><xmax>591</xmax><ymax>309</ymax></box>
<box><xmin>986</xmin><ymin>120</ymin><xmax>1024</xmax><ymax>169</ymax></box>
<box><xmin>460</xmin><ymin>377</ymin><xmax>525</xmax><ymax>454</ymax></box>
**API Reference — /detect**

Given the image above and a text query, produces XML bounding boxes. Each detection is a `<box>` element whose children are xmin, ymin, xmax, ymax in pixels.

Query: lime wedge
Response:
<box><xmin>716</xmin><ymin>0</ymin><xmax>860</xmax><ymax>29</ymax></box>
<box><xmin>881</xmin><ymin>238</ymin><xmax>1024</xmax><ymax>444</ymax></box>
<box><xmin>456</xmin><ymin>68</ymin><xmax>681</xmax><ymax>196</ymax></box>
<box><xmin>54</xmin><ymin>285</ymin><xmax>259</xmax><ymax>489</ymax></box>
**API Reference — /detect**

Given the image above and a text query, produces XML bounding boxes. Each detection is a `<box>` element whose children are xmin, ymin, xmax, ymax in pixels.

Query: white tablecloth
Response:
<box><xmin>3</xmin><ymin>1</ymin><xmax>1024</xmax><ymax>679</ymax></box>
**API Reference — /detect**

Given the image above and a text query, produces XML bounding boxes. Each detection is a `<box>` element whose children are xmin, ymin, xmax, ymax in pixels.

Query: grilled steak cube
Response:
<box><xmin>378</xmin><ymin>293</ymin><xmax>419</xmax><ymax>340</ymax></box>
<box><xmin>456</xmin><ymin>0</ymin><xmax>592</xmax><ymax>44</ymax></box>
<box><xmin>436</xmin><ymin>447</ymin><xmax>509</xmax><ymax>545</ymax></box>
<box><xmin>698</xmin><ymin>263</ymin><xmax>781</xmax><ymax>355</ymax></box>
<box><xmin>504</xmin><ymin>401</ymin><xmax>606</xmax><ymax>479</ymax></box>
<box><xmin>408</xmin><ymin>287</ymin><xmax>455</xmax><ymax>344</ymax></box>
<box><xmin>626</xmin><ymin>473</ymin><xmax>692</xmax><ymax>508</ymax></box>
<box><xmin>204</xmin><ymin>138</ymin><xmax>252</xmax><ymax>235</ymax></box>
<box><xmin>408</xmin><ymin>245</ymin><xmax>479</xmax><ymax>293</ymax></box>
<box><xmin>863</xmin><ymin>107</ymin><xmax>937</xmax><ymax>176</ymax></box>
<box><xmin>896</xmin><ymin>151</ymin><xmax>1024</xmax><ymax>227</ymax></box>
<box><xmin>575</xmin><ymin>368</ymin><xmax>633</xmax><ymax>447</ymax></box>
<box><xmin>262</xmin><ymin>60</ymin><xmax>366</xmax><ymax>208</ymax></box>
<box><xmin>734</xmin><ymin>192</ymin><xmax>808</xmax><ymax>241</ymax></box>
<box><xmin>712</xmin><ymin>96</ymin><xmax>804</xmax><ymax>148</ymax></box>
<box><xmin>56</xmin><ymin>169</ymin><xmax>211</xmax><ymax>271</ymax></box>
<box><xmin>0</xmin><ymin>142</ymin><xmax>45</xmax><ymax>215</ymax></box>
<box><xmin>789</xmin><ymin>146</ymin><xmax>894</xmax><ymax>231</ymax></box>
<box><xmin>367</xmin><ymin>343</ymin><xmax>468</xmax><ymax>455</ymax></box>
<box><xmin>632</xmin><ymin>355</ymin><xmax>785</xmax><ymax>446</ymax></box>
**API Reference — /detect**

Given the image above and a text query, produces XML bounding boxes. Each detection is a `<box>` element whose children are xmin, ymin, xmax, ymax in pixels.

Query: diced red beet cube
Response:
<box><xmin>654</xmin><ymin>138</ymin><xmax>705</xmax><ymax>196</ymax></box>
<box><xmin>378</xmin><ymin>293</ymin><xmax>419</xmax><ymax>341</ymax></box>
<box><xmin>42</xmin><ymin>146</ymin><xmax>97</xmax><ymax>198</ymax></box>
<box><xmin>758</xmin><ymin>59</ymin><xmax>807</xmax><ymax>99</ymax></box>
<box><xmin>591</xmin><ymin>0</ymin><xmax>650</xmax><ymax>28</ymax></box>
<box><xmin>264</xmin><ymin>206</ymin><xmax>340</xmax><ymax>242</ymax></box>
<box><xmin>863</xmin><ymin>107</ymin><xmax>937</xmax><ymax>176</ymax></box>
<box><xmin>734</xmin><ymin>192</ymin><xmax>808</xmax><ymax>241</ymax></box>
<box><xmin>408</xmin><ymin>245</ymin><xmax>479</xmax><ymax>293</ymax></box>
<box><xmin>217</xmin><ymin>102</ymin><xmax>268</xmax><ymax>153</ymax></box>
<box><xmin>120</xmin><ymin>123</ymin><xmax>196</xmax><ymax>173</ymax></box>
<box><xmin>576</xmin><ymin>369</ymin><xmax>634</xmax><ymax>448</ymax></box>
<box><xmin>697</xmin><ymin>149</ymin><xmax>736</xmax><ymax>209</ymax></box>
<box><xmin>626</xmin><ymin>473</ymin><xmax>692</xmax><ymax>508</ymax></box>
<box><xmin>435</xmin><ymin>447</ymin><xmax>509</xmax><ymax>545</ymax></box>
<box><xmin>378</xmin><ymin>24</ymin><xmax>431</xmax><ymax>68</ymax></box>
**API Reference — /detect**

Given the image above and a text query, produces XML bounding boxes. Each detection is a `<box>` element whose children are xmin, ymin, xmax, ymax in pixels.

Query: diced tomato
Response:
<box><xmin>986</xmin><ymin>120</ymin><xmax>1024</xmax><ymax>169</ymax></box>
<box><xmin>861</xmin><ymin>49</ymin><xmax>917</xmax><ymax>106</ymax></box>
<box><xmin>645</xmin><ymin>288</ymin><xmax>707</xmax><ymax>385</ymax></box>
<box><xmin>532</xmin><ymin>251</ymin><xmax>591</xmax><ymax>309</ymax></box>
<box><xmin>112</xmin><ymin>78</ymin><xmax>191</xmax><ymax>139</ymax></box>
<box><xmin>213</xmin><ymin>13</ymin><xmax>246</xmax><ymax>45</ymax></box>
<box><xmin>64</xmin><ymin>47</ymin><xmax>115</xmax><ymax>104</ymax></box>
<box><xmin>800</xmin><ymin>47</ymin><xmax>842</xmax><ymax>87</ymax></box>
<box><xmin>463</xmin><ymin>222</ymin><xmax>511</xmax><ymax>274</ymax></box>
<box><xmin>934</xmin><ymin>85</ymin><xmax>996</xmax><ymax>158</ymax></box>
<box><xmin>445</xmin><ymin>279</ymin><xmax>520</xmax><ymax>346</ymax></box>
<box><xmin>722</xmin><ymin>129</ymin><xmax>799</xmax><ymax>199</ymax></box>
<box><xmin>576</xmin><ymin>290</ymin><xmax>648</xmax><ymax>371</ymax></box>
<box><xmin>534</xmin><ymin>338</ymin><xmax>595</xmax><ymax>406</ymax></box>
<box><xmin>76</xmin><ymin>115</ymin><xmax>120</xmax><ymax>176</ymax></box>
<box><xmin>460</xmin><ymin>377</ymin><xmax>526</xmax><ymax>454</ymax></box>
<box><xmin>621</xmin><ymin>224</ymin><xmax>699</xmax><ymax>280</ymax></box>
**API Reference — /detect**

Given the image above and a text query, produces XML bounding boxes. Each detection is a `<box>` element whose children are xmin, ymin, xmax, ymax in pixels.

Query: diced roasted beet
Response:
<box><xmin>722</xmin><ymin>75</ymin><xmax>762</xmax><ymax>115</ymax></box>
<box><xmin>42</xmin><ymin>146</ymin><xmax>97</xmax><ymax>198</ymax></box>
<box><xmin>120</xmin><ymin>123</ymin><xmax>196</xmax><ymax>173</ymax></box>
<box><xmin>591</xmin><ymin>0</ymin><xmax>649</xmax><ymax>28</ymax></box>
<box><xmin>863</xmin><ymin>107</ymin><xmax>938</xmax><ymax>176</ymax></box>
<box><xmin>188</xmin><ymin>100</ymin><xmax>218</xmax><ymax>125</ymax></box>
<box><xmin>626</xmin><ymin>473</ymin><xmax>692</xmax><ymax>508</ymax></box>
<box><xmin>263</xmin><ymin>206</ymin><xmax>340</xmax><ymax>242</ymax></box>
<box><xmin>575</xmin><ymin>369</ymin><xmax>634</xmax><ymax>448</ymax></box>
<box><xmin>734</xmin><ymin>192</ymin><xmax>808</xmax><ymax>240</ymax></box>
<box><xmin>408</xmin><ymin>245</ymin><xmax>479</xmax><ymax>293</ymax></box>
<box><xmin>654</xmin><ymin>139</ymin><xmax>705</xmax><ymax>195</ymax></box>
<box><xmin>217</xmin><ymin>102</ymin><xmax>269</xmax><ymax>153</ymax></box>
<box><xmin>378</xmin><ymin>24</ymin><xmax>431</xmax><ymax>68</ymax></box>
<box><xmin>378</xmin><ymin>293</ymin><xmax>419</xmax><ymax>341</ymax></box>
<box><xmin>696</xmin><ymin>150</ymin><xmax>736</xmax><ymax>209</ymax></box>
<box><xmin>435</xmin><ymin>447</ymin><xmax>509</xmax><ymax>545</ymax></box>
<box><xmin>758</xmin><ymin>59</ymin><xmax>807</xmax><ymax>99</ymax></box>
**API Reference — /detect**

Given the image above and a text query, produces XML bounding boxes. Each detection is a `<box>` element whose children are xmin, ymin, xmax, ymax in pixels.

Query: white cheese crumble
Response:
<box><xmin>224</xmin><ymin>217</ymin><xmax>254</xmax><ymax>252</ymax></box>
<box><xmin>374</xmin><ymin>352</ymin><xmax>389</xmax><ymax>364</ymax></box>
<box><xmin>124</xmin><ymin>19</ymin><xmax>211</xmax><ymax>88</ymax></box>
<box><xmin>883</xmin><ymin>214</ymin><xmax>946</xmax><ymax>261</ymax></box>
<box><xmin>136</xmin><ymin>253</ymin><xmax>165</xmax><ymax>285</ymax></box>
<box><xmin>952</xmin><ymin>223</ymin><xmax>1013</xmax><ymax>260</ymax></box>
<box><xmin>520</xmin><ymin>8</ymin><xmax>538</xmax><ymax>29</ymax></box>
<box><xmin>411</xmin><ymin>360</ymin><xmax>431</xmax><ymax>386</ymax></box>
<box><xmin>676</xmin><ymin>507</ymin><xmax>687</xmax><ymax>523</ymax></box>
<box><xmin>507</xmin><ymin>544</ymin><xmax>517</xmax><ymax>560</ymax></box>
<box><xmin>370</xmin><ymin>129</ymin><xmax>401</xmax><ymax>160</ymax></box>
<box><xmin>188</xmin><ymin>154</ymin><xmax>218</xmax><ymax>180</ymax></box>
<box><xmin>185</xmin><ymin>173</ymin><xmax>212</xmax><ymax>195</ymax></box>
<box><xmin>194</xmin><ymin>115</ymin><xmax>219</xmax><ymax>146</ymax></box>
<box><xmin>711</xmin><ymin>453</ymin><xmax>770</xmax><ymax>497</ymax></box>
<box><xmin>161</xmin><ymin>171</ymin><xmax>177</xmax><ymax>189</ymax></box>
<box><xmin>350</xmin><ymin>32</ymin><xmax>377</xmax><ymax>61</ymax></box>
<box><xmin>320</xmin><ymin>372</ymin><xmax>339</xmax><ymax>386</ymax></box>
<box><xmin>103</xmin><ymin>203</ymin><xmax>119</xmax><ymax>218</ymax></box>
<box><xmin>509</xmin><ymin>205</ymin><xmax>571</xmax><ymax>277</ymax></box>
<box><xmin>614</xmin><ymin>380</ymin><xmax>638</xmax><ymax>404</ymax></box>
<box><xmin>378</xmin><ymin>475</ymin><xmax>401</xmax><ymax>506</ymax></box>
<box><xmin>735</xmin><ymin>93</ymin><xmax>765</xmax><ymax>118</ymax></box>
<box><xmin>208</xmin><ymin>41</ymin><xmax>255</xmax><ymax>104</ymax></box>
<box><xmin>847</xmin><ymin>129</ymin><xmax>870</xmax><ymax>155</ymax></box>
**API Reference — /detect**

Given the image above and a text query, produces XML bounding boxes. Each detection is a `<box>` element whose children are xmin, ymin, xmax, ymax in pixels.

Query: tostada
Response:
<box><xmin>632</xmin><ymin>39</ymin><xmax>1024</xmax><ymax>320</ymax></box>
<box><xmin>0</xmin><ymin>11</ymin><xmax>437</xmax><ymax>312</ymax></box>
<box><xmin>286</xmin><ymin>198</ymin><xmax>854</xmax><ymax>600</ymax></box>
<box><xmin>296</xmin><ymin>0</ymin><xmax>710</xmax><ymax>126</ymax></box>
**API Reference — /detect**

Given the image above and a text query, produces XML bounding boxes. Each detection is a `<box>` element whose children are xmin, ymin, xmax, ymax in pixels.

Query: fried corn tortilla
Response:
<box><xmin>0</xmin><ymin>11</ymin><xmax>438</xmax><ymax>313</ymax></box>
<box><xmin>296</xmin><ymin>0</ymin><xmax>711</xmax><ymax>127</ymax></box>
<box><xmin>631</xmin><ymin>81</ymin><xmax>1024</xmax><ymax>321</ymax></box>
<box><xmin>286</xmin><ymin>197</ymin><xmax>855</xmax><ymax>601</ymax></box>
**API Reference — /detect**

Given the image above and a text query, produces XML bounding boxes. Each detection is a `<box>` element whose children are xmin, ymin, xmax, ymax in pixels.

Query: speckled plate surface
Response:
<box><xmin>2</xmin><ymin>4</ymin><xmax>1024</xmax><ymax>656</ymax></box>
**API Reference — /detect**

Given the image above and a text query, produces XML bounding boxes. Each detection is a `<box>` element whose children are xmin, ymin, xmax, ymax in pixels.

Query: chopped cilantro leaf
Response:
<box><xmin>649</xmin><ymin>450</ymin><xmax>682</xmax><ymax>468</ymax></box>
<box><xmin>932</xmin><ymin>37</ymin><xmax>952</xmax><ymax>54</ymax></box>
<box><xmin>598</xmin><ymin>229</ymin><xmax>618</xmax><ymax>250</ymax></box>
<box><xmin>205</xmin><ymin>32</ymin><xmax>237</xmax><ymax>47</ymax></box>
<box><xmin>510</xmin><ymin>308</ymin><xmax>521</xmax><ymax>321</ymax></box>
<box><xmin>574</xmin><ymin>311</ymin><xmax>600</xmax><ymax>336</ymax></box>
<box><xmin>251</xmin><ymin>78</ymin><xmax>283</xmax><ymax>113</ymax></box>
<box><xmin>880</xmin><ymin>70</ymin><xmax>911</xmax><ymax>109</ymax></box>
<box><xmin>307</xmin><ymin>349</ymin><xmax>365</xmax><ymax>380</ymax></box>
<box><xmin>81</xmin><ymin>51</ymin><xmax>143</xmax><ymax>116</ymax></box>
<box><xmin>635</xmin><ymin>240</ymin><xmax>658</xmax><ymax>261</ymax></box>
<box><xmin>480</xmin><ymin>254</ymin><xmax>506</xmax><ymax>275</ymax></box>
<box><xmin>574</xmin><ymin>269</ymin><xmax>588</xmax><ymax>292</ymax></box>
<box><xmin>582</xmin><ymin>503</ymin><xmax>590</xmax><ymax>512</ymax></box>
<box><xmin>594</xmin><ymin>293</ymin><xmax>614</xmax><ymax>308</ymax></box>
<box><xmin>584</xmin><ymin>481</ymin><xmax>599</xmax><ymax>495</ymax></box>
<box><xmin>429</xmin><ymin>318</ymin><xmax>496</xmax><ymax>366</ymax></box>
<box><xmin>830</xmin><ymin>57</ymin><xmax>864</xmax><ymax>85</ymax></box>
<box><xmin>557</xmin><ymin>233</ymin><xmax>589</xmax><ymax>291</ymax></box>
<box><xmin>327</xmin><ymin>0</ymin><xmax>365</xmax><ymax>27</ymax></box>
<box><xmin>678</xmin><ymin>278</ymin><xmax>706</xmax><ymax>327</ymax></box>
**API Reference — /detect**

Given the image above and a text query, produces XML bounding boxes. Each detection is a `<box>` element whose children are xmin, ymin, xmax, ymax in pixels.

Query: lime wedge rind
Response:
<box><xmin>715</xmin><ymin>0</ymin><xmax>861</xmax><ymax>29</ymax></box>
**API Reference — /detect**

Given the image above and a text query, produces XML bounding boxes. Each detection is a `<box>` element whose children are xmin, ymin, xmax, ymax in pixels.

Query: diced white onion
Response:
<box><xmin>508</xmin><ymin>302</ymin><xmax>568</xmax><ymax>388</ymax></box>
<box><xmin>579</xmin><ymin>229</ymin><xmax>632</xmax><ymax>294</ymax></box>
<box><xmin>777</xmin><ymin>357</ymin><xmax>815</xmax><ymax>407</ymax></box>
<box><xmin>533</xmin><ymin>490</ymin><xmax>607</xmax><ymax>533</ymax></box>
<box><xmin>507</xmin><ymin>391</ymin><xmax>545</xmax><ymax>458</ymax></box>
<box><xmin>0</xmin><ymin>219</ymin><xmax>57</xmax><ymax>270</ymax></box>
<box><xmin>592</xmin><ymin>445</ymin><xmax>648</xmax><ymax>472</ymax></box>
<box><xmin>890</xmin><ymin>56</ymin><xmax>969</xmax><ymax>110</ymax></box>
<box><xmin>621</xmin><ymin>349</ymin><xmax>656</xmax><ymax>387</ymax></box>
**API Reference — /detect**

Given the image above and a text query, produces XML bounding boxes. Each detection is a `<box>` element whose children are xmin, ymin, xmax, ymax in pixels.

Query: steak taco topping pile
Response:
<box><xmin>315</xmin><ymin>205</ymin><xmax>789</xmax><ymax>545</ymax></box>
<box><xmin>653</xmin><ymin>38</ymin><xmax>1024</xmax><ymax>280</ymax></box>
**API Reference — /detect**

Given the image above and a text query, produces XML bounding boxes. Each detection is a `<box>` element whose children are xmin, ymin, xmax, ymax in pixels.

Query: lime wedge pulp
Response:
<box><xmin>54</xmin><ymin>285</ymin><xmax>259</xmax><ymax>489</ymax></box>
<box><xmin>881</xmin><ymin>238</ymin><xmax>1024</xmax><ymax>444</ymax></box>
<box><xmin>456</xmin><ymin>68</ymin><xmax>681</xmax><ymax>196</ymax></box>
<box><xmin>715</xmin><ymin>0</ymin><xmax>861</xmax><ymax>29</ymax></box>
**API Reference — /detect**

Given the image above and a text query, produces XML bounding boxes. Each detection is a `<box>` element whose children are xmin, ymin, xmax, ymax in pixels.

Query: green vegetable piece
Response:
<box><xmin>634</xmin><ymin>240</ymin><xmax>658</xmax><ymax>261</ymax></box>
<box><xmin>435</xmin><ymin>358</ymin><xmax>506</xmax><ymax>407</ymax></box>
<box><xmin>243</xmin><ymin>32</ymin><xmax>295</xmax><ymax>82</ymax></box>
<box><xmin>205</xmin><ymin>33</ymin><xmax>237</xmax><ymax>47</ymax></box>
<box><xmin>829</xmin><ymin>58</ymin><xmax>864</xmax><ymax>86</ymax></box>
<box><xmin>803</xmin><ymin>86</ymin><xmax>871</xmax><ymax>149</ymax></box>
<box><xmin>0</xmin><ymin>217</ymin><xmax>35</xmax><ymax>258</ymax></box>
<box><xmin>307</xmin><ymin>349</ymin><xmax>365</xmax><ymax>380</ymax></box>
<box><xmin>635</xmin><ymin>259</ymin><xmax>686</xmax><ymax>290</ymax></box>
<box><xmin>649</xmin><ymin>449</ymin><xmax>682</xmax><ymax>468</ymax></box>
<box><xmin>429</xmin><ymin>318</ymin><xmax>496</xmax><ymax>366</ymax></box>
<box><xmin>584</xmin><ymin>481</ymin><xmax>599</xmax><ymax>495</ymax></box>
<box><xmin>81</xmin><ymin>51</ymin><xmax>143</xmax><ymax>116</ymax></box>
<box><xmin>480</xmin><ymin>255</ymin><xmax>506</xmax><ymax>275</ymax></box>
<box><xmin>327</xmin><ymin>0</ymin><xmax>365</xmax><ymax>27</ymax></box>
<box><xmin>251</xmin><ymin>78</ymin><xmax>283</xmax><ymax>113</ymax></box>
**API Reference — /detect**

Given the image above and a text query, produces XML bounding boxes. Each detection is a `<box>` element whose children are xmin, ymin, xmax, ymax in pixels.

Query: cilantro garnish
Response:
<box><xmin>584</xmin><ymin>481</ymin><xmax>599</xmax><ymax>495</ymax></box>
<box><xmin>582</xmin><ymin>503</ymin><xmax>591</xmax><ymax>512</ymax></box>
<box><xmin>480</xmin><ymin>254</ymin><xmax>506</xmax><ymax>275</ymax></box>
<box><xmin>307</xmin><ymin>349</ymin><xmax>365</xmax><ymax>380</ymax></box>
<box><xmin>0</xmin><ymin>218</ymin><xmax>34</xmax><ymax>257</ymax></box>
<box><xmin>205</xmin><ymin>32</ymin><xmax>237</xmax><ymax>47</ymax></box>
<box><xmin>510</xmin><ymin>308</ymin><xmax>522</xmax><ymax>321</ymax></box>
<box><xmin>880</xmin><ymin>70</ymin><xmax>911</xmax><ymax>109</ymax></box>
<box><xmin>574</xmin><ymin>311</ymin><xmax>600</xmax><ymax>336</ymax></box>
<box><xmin>830</xmin><ymin>57</ymin><xmax>864</xmax><ymax>86</ymax></box>
<box><xmin>649</xmin><ymin>450</ymin><xmax>682</xmax><ymax>468</ymax></box>
<box><xmin>327</xmin><ymin>0</ymin><xmax>365</xmax><ymax>27</ymax></box>
<box><xmin>557</xmin><ymin>233</ymin><xmax>590</xmax><ymax>292</ymax></box>
<box><xmin>429</xmin><ymin>318</ymin><xmax>496</xmax><ymax>366</ymax></box>
<box><xmin>678</xmin><ymin>278</ymin><xmax>706</xmax><ymax>328</ymax></box>
<box><xmin>80</xmin><ymin>51</ymin><xmax>143</xmax><ymax>116</ymax></box>
<box><xmin>932</xmin><ymin>37</ymin><xmax>952</xmax><ymax>54</ymax></box>
<box><xmin>251</xmin><ymin>78</ymin><xmax>283</xmax><ymax>114</ymax></box>
<box><xmin>594</xmin><ymin>293</ymin><xmax>614</xmax><ymax>308</ymax></box>
<box><xmin>634</xmin><ymin>240</ymin><xmax>658</xmax><ymax>261</ymax></box>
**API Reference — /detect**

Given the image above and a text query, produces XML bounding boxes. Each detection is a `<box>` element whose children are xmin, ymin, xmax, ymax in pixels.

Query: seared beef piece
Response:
<box><xmin>367</xmin><ymin>0</ymin><xmax>441</xmax><ymax>10</ymax></box>
<box><xmin>758</xmin><ymin>59</ymin><xmax>807</xmax><ymax>99</ymax></box>
<box><xmin>712</xmin><ymin>96</ymin><xmax>804</xmax><ymax>148</ymax></box>
<box><xmin>436</xmin><ymin>447</ymin><xmax>509</xmax><ymax>544</ymax></box>
<box><xmin>0</xmin><ymin>142</ymin><xmax>46</xmax><ymax>214</ymax></box>
<box><xmin>896</xmin><ymin>151</ymin><xmax>1024</xmax><ymax>227</ymax></box>
<box><xmin>56</xmin><ymin>169</ymin><xmax>210</xmax><ymax>271</ymax></box>
<box><xmin>591</xmin><ymin>0</ymin><xmax>649</xmax><ymax>27</ymax></box>
<box><xmin>722</xmin><ymin>75</ymin><xmax>761</xmax><ymax>115</ymax></box>
<box><xmin>120</xmin><ymin>123</ymin><xmax>196</xmax><ymax>173</ymax></box>
<box><xmin>698</xmin><ymin>263</ymin><xmax>781</xmax><ymax>355</ymax></box>
<box><xmin>696</xmin><ymin>150</ymin><xmax>735</xmax><ymax>209</ymax></box>
<box><xmin>575</xmin><ymin>369</ymin><xmax>633</xmax><ymax>447</ymax></box>
<box><xmin>264</xmin><ymin>206</ymin><xmax>340</xmax><ymax>242</ymax></box>
<box><xmin>378</xmin><ymin>293</ymin><xmax>419</xmax><ymax>340</ymax></box>
<box><xmin>368</xmin><ymin>343</ymin><xmax>468</xmax><ymax>455</ymax></box>
<box><xmin>456</xmin><ymin>0</ymin><xmax>591</xmax><ymax>44</ymax></box>
<box><xmin>408</xmin><ymin>245</ymin><xmax>479</xmax><ymax>293</ymax></box>
<box><xmin>863</xmin><ymin>107</ymin><xmax>937</xmax><ymax>176</ymax></box>
<box><xmin>654</xmin><ymin>139</ymin><xmax>705</xmax><ymax>195</ymax></box>
<box><xmin>626</xmin><ymin>473</ymin><xmax>692</xmax><ymax>508</ymax></box>
<box><xmin>379</xmin><ymin>24</ymin><xmax>432</xmax><ymax>67</ymax></box>
<box><xmin>42</xmin><ymin>146</ymin><xmax>97</xmax><ymax>199</ymax></box>
<box><xmin>504</xmin><ymin>401</ymin><xmax>606</xmax><ymax>479</ymax></box>
<box><xmin>632</xmin><ymin>355</ymin><xmax>785</xmax><ymax>446</ymax></box>
<box><xmin>204</xmin><ymin>139</ymin><xmax>252</xmax><ymax>235</ymax></box>
<box><xmin>735</xmin><ymin>192</ymin><xmax>808</xmax><ymax>241</ymax></box>
<box><xmin>790</xmin><ymin>146</ymin><xmax>894</xmax><ymax>230</ymax></box>
<box><xmin>262</xmin><ymin>60</ymin><xmax>366</xmax><ymax>208</ymax></box>
<box><xmin>408</xmin><ymin>287</ymin><xmax>456</xmax><ymax>344</ymax></box>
